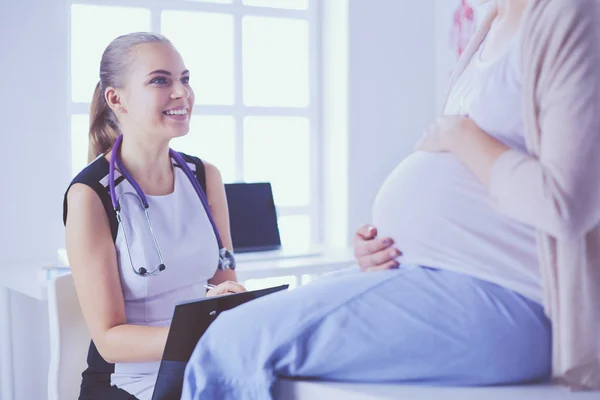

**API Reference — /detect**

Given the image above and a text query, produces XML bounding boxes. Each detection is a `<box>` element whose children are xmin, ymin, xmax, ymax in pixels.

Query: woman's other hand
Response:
<box><xmin>206</xmin><ymin>281</ymin><xmax>247</xmax><ymax>298</ymax></box>
<box><xmin>353</xmin><ymin>224</ymin><xmax>401</xmax><ymax>272</ymax></box>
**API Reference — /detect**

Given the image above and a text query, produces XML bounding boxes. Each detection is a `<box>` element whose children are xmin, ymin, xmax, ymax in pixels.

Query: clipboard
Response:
<box><xmin>151</xmin><ymin>284</ymin><xmax>289</xmax><ymax>400</ymax></box>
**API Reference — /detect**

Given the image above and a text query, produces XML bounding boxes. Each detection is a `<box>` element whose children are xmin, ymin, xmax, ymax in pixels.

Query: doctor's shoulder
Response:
<box><xmin>173</xmin><ymin>151</ymin><xmax>224</xmax><ymax>196</ymax></box>
<box><xmin>62</xmin><ymin>154</ymin><xmax>115</xmax><ymax>232</ymax></box>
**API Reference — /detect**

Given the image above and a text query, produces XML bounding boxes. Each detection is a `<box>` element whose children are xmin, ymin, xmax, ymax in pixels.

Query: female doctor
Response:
<box><xmin>63</xmin><ymin>32</ymin><xmax>246</xmax><ymax>400</ymax></box>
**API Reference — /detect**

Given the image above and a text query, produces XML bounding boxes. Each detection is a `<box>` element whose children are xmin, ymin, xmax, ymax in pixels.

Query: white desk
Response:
<box><xmin>2</xmin><ymin>248</ymin><xmax>356</xmax><ymax>301</ymax></box>
<box><xmin>0</xmin><ymin>249</ymin><xmax>356</xmax><ymax>400</ymax></box>
<box><xmin>235</xmin><ymin>248</ymin><xmax>357</xmax><ymax>285</ymax></box>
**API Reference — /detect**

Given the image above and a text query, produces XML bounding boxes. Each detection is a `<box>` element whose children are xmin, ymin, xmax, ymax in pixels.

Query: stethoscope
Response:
<box><xmin>108</xmin><ymin>134</ymin><xmax>236</xmax><ymax>276</ymax></box>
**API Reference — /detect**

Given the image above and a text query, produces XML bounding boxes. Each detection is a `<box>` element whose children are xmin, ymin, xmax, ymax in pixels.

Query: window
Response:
<box><xmin>69</xmin><ymin>0</ymin><xmax>320</xmax><ymax>249</ymax></box>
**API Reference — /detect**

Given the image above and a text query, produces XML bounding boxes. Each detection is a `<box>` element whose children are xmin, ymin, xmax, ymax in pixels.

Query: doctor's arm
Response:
<box><xmin>204</xmin><ymin>162</ymin><xmax>245</xmax><ymax>293</ymax></box>
<box><xmin>65</xmin><ymin>184</ymin><xmax>169</xmax><ymax>364</ymax></box>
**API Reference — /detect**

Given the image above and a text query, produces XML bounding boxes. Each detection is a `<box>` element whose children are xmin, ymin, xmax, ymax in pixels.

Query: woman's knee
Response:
<box><xmin>467</xmin><ymin>326</ymin><xmax>551</xmax><ymax>385</ymax></box>
<box><xmin>195</xmin><ymin>299</ymin><xmax>283</xmax><ymax>368</ymax></box>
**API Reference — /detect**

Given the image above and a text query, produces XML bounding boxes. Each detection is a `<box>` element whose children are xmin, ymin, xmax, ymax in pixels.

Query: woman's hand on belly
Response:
<box><xmin>206</xmin><ymin>281</ymin><xmax>247</xmax><ymax>298</ymax></box>
<box><xmin>415</xmin><ymin>115</ymin><xmax>474</xmax><ymax>153</ymax></box>
<box><xmin>353</xmin><ymin>224</ymin><xmax>401</xmax><ymax>272</ymax></box>
<box><xmin>415</xmin><ymin>115</ymin><xmax>510</xmax><ymax>187</ymax></box>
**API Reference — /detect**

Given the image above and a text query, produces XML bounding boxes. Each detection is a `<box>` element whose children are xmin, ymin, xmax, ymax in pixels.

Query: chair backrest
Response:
<box><xmin>47</xmin><ymin>272</ymin><xmax>90</xmax><ymax>400</ymax></box>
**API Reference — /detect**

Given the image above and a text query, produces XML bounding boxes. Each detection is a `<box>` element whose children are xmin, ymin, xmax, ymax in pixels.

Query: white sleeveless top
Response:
<box><xmin>372</xmin><ymin>25</ymin><xmax>542</xmax><ymax>303</ymax></box>
<box><xmin>103</xmin><ymin>160</ymin><xmax>219</xmax><ymax>399</ymax></box>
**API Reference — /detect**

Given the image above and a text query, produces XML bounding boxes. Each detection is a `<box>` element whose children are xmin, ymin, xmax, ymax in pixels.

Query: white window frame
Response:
<box><xmin>68</xmin><ymin>0</ymin><xmax>323</xmax><ymax>246</ymax></box>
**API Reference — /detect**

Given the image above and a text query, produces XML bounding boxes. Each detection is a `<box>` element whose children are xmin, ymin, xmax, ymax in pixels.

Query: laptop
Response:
<box><xmin>151</xmin><ymin>284</ymin><xmax>289</xmax><ymax>400</ymax></box>
<box><xmin>225</xmin><ymin>182</ymin><xmax>324</xmax><ymax>262</ymax></box>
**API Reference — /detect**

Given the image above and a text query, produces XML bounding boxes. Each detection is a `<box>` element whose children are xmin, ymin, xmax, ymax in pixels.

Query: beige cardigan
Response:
<box><xmin>444</xmin><ymin>0</ymin><xmax>600</xmax><ymax>391</ymax></box>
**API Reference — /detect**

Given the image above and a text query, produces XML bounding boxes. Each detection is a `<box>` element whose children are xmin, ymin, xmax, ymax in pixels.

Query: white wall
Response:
<box><xmin>346</xmin><ymin>0</ymin><xmax>436</xmax><ymax>240</ymax></box>
<box><xmin>1</xmin><ymin>0</ymin><xmax>71</xmax><ymax>269</ymax></box>
<box><xmin>1</xmin><ymin>0</ymin><xmax>70</xmax><ymax>399</ymax></box>
<box><xmin>434</xmin><ymin>0</ymin><xmax>461</xmax><ymax>114</ymax></box>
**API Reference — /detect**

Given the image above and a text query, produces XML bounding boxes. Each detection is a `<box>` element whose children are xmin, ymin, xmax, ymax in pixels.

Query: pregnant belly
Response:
<box><xmin>371</xmin><ymin>151</ymin><xmax>536</xmax><ymax>270</ymax></box>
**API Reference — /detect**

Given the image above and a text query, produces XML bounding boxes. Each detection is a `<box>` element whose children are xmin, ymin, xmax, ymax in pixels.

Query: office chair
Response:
<box><xmin>47</xmin><ymin>272</ymin><xmax>89</xmax><ymax>400</ymax></box>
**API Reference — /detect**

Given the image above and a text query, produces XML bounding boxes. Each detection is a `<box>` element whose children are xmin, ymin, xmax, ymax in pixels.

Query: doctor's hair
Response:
<box><xmin>88</xmin><ymin>32</ymin><xmax>172</xmax><ymax>163</ymax></box>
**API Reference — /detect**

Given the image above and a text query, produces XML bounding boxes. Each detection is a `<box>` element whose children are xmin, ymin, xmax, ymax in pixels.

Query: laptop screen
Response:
<box><xmin>225</xmin><ymin>182</ymin><xmax>282</xmax><ymax>253</ymax></box>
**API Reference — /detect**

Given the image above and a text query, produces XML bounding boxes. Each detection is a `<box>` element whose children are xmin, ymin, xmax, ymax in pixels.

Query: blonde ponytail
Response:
<box><xmin>88</xmin><ymin>81</ymin><xmax>119</xmax><ymax>163</ymax></box>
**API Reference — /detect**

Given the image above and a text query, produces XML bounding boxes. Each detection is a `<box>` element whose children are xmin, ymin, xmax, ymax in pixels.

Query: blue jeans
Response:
<box><xmin>181</xmin><ymin>265</ymin><xmax>551</xmax><ymax>400</ymax></box>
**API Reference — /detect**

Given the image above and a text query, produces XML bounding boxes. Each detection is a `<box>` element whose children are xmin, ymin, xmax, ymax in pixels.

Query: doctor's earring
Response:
<box><xmin>119</xmin><ymin>107</ymin><xmax>127</xmax><ymax>113</ymax></box>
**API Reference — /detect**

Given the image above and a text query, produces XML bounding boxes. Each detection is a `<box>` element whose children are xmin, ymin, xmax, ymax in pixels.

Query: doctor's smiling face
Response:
<box><xmin>106</xmin><ymin>42</ymin><xmax>195</xmax><ymax>142</ymax></box>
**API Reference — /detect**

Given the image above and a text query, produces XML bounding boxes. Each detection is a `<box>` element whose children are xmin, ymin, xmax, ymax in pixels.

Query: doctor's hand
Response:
<box><xmin>205</xmin><ymin>281</ymin><xmax>247</xmax><ymax>298</ymax></box>
<box><xmin>353</xmin><ymin>225</ymin><xmax>401</xmax><ymax>272</ymax></box>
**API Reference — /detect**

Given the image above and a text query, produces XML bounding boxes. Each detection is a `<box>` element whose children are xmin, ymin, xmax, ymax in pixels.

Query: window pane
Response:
<box><xmin>243</xmin><ymin>117</ymin><xmax>310</xmax><ymax>206</ymax></box>
<box><xmin>243</xmin><ymin>0</ymin><xmax>308</xmax><ymax>10</ymax></box>
<box><xmin>170</xmin><ymin>116</ymin><xmax>236</xmax><ymax>182</ymax></box>
<box><xmin>71</xmin><ymin>5</ymin><xmax>151</xmax><ymax>103</ymax></box>
<box><xmin>278</xmin><ymin>215</ymin><xmax>311</xmax><ymax>248</ymax></box>
<box><xmin>162</xmin><ymin>11</ymin><xmax>234</xmax><ymax>105</ymax></box>
<box><xmin>71</xmin><ymin>114</ymin><xmax>89</xmax><ymax>177</ymax></box>
<box><xmin>242</xmin><ymin>17</ymin><xmax>309</xmax><ymax>107</ymax></box>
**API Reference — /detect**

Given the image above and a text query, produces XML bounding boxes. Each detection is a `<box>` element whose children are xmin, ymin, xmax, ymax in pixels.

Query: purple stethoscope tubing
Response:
<box><xmin>108</xmin><ymin>134</ymin><xmax>233</xmax><ymax>276</ymax></box>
